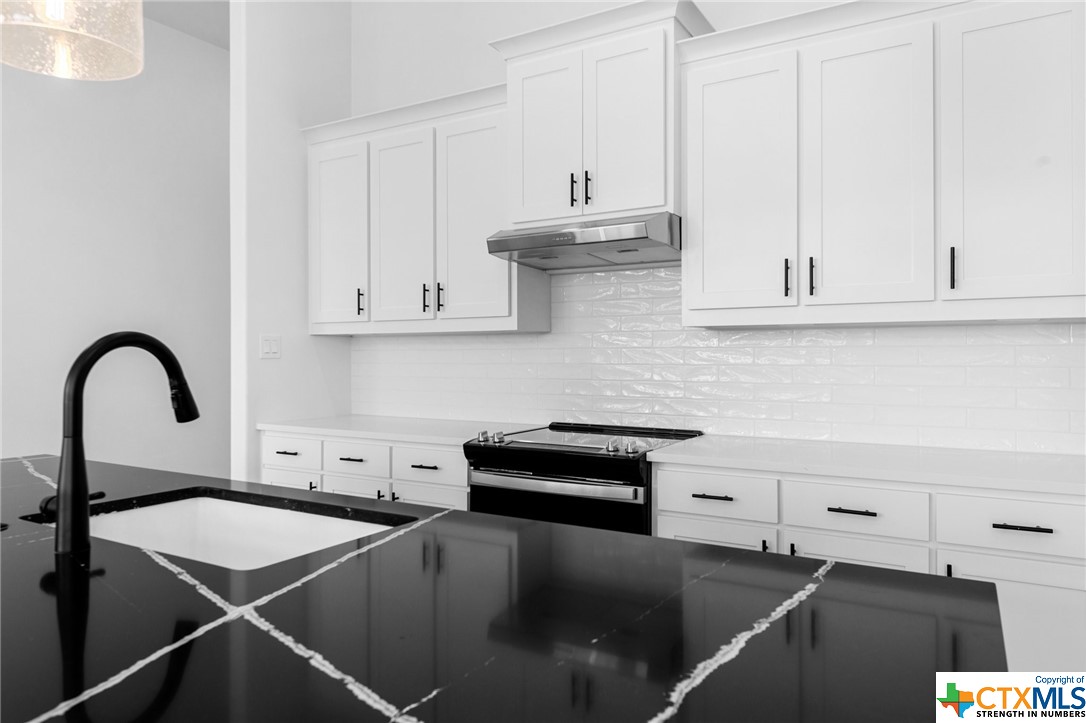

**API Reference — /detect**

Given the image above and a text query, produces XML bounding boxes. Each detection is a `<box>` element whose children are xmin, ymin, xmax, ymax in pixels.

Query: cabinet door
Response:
<box><xmin>308</xmin><ymin>138</ymin><xmax>369</xmax><ymax>323</ymax></box>
<box><xmin>782</xmin><ymin>529</ymin><xmax>930</xmax><ymax>573</ymax></box>
<box><xmin>263</xmin><ymin>468</ymin><xmax>319</xmax><ymax>492</ymax></box>
<box><xmin>392</xmin><ymin>481</ymin><xmax>468</xmax><ymax>511</ymax></box>
<box><xmin>321</xmin><ymin>474</ymin><xmax>390</xmax><ymax>501</ymax></box>
<box><xmin>369</xmin><ymin>127</ymin><xmax>436</xmax><ymax>321</ymax></box>
<box><xmin>800</xmin><ymin>23</ymin><xmax>934</xmax><ymax>305</ymax></box>
<box><xmin>436</xmin><ymin>111</ymin><xmax>511</xmax><ymax>320</ymax></box>
<box><xmin>940</xmin><ymin>2</ymin><xmax>1085</xmax><ymax>300</ymax></box>
<box><xmin>582</xmin><ymin>28</ymin><xmax>666</xmax><ymax>216</ymax></box>
<box><xmin>684</xmin><ymin>51</ymin><xmax>798</xmax><ymax>310</ymax></box>
<box><xmin>507</xmin><ymin>50</ymin><xmax>583</xmax><ymax>223</ymax></box>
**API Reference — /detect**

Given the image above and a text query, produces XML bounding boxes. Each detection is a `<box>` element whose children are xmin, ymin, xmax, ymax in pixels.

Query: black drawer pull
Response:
<box><xmin>357</xmin><ymin>288</ymin><xmax>365</xmax><ymax>314</ymax></box>
<box><xmin>992</xmin><ymin>523</ymin><xmax>1053</xmax><ymax>534</ymax></box>
<box><xmin>950</xmin><ymin>246</ymin><xmax>957</xmax><ymax>290</ymax></box>
<box><xmin>761</xmin><ymin>539</ymin><xmax>769</xmax><ymax>553</ymax></box>
<box><xmin>410</xmin><ymin>464</ymin><xmax>439</xmax><ymax>471</ymax></box>
<box><xmin>692</xmin><ymin>493</ymin><xmax>734</xmax><ymax>502</ymax></box>
<box><xmin>789</xmin><ymin>543</ymin><xmax>797</xmax><ymax>556</ymax></box>
<box><xmin>808</xmin><ymin>256</ymin><xmax>815</xmax><ymax>296</ymax></box>
<box><xmin>307</xmin><ymin>481</ymin><xmax>317</xmax><ymax>491</ymax></box>
<box><xmin>376</xmin><ymin>490</ymin><xmax>384</xmax><ymax>500</ymax></box>
<box><xmin>827</xmin><ymin>506</ymin><xmax>877</xmax><ymax>517</ymax></box>
<box><xmin>422</xmin><ymin>284</ymin><xmax>430</xmax><ymax>312</ymax></box>
<box><xmin>275</xmin><ymin>450</ymin><xmax>299</xmax><ymax>456</ymax></box>
<box><xmin>946</xmin><ymin>564</ymin><xmax>953</xmax><ymax>578</ymax></box>
<box><xmin>339</xmin><ymin>457</ymin><xmax>365</xmax><ymax>463</ymax></box>
<box><xmin>784</xmin><ymin>258</ymin><xmax>790</xmax><ymax>297</ymax></box>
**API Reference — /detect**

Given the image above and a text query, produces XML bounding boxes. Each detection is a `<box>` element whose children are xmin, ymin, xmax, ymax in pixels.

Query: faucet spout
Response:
<box><xmin>55</xmin><ymin>331</ymin><xmax>200</xmax><ymax>557</ymax></box>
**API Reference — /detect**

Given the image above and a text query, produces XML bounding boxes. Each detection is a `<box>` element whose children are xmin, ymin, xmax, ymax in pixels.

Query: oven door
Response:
<box><xmin>468</xmin><ymin>470</ymin><xmax>650</xmax><ymax>535</ymax></box>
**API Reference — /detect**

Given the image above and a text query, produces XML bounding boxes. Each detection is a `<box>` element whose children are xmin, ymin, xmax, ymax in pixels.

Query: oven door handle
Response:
<box><xmin>470</xmin><ymin>471</ymin><xmax>642</xmax><ymax>504</ymax></box>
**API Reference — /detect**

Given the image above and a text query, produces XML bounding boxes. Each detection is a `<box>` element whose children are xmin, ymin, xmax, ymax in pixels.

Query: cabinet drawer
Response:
<box><xmin>782</xmin><ymin>480</ymin><xmax>929</xmax><ymax>541</ymax></box>
<box><xmin>261</xmin><ymin>435</ymin><xmax>321</xmax><ymax>470</ymax></box>
<box><xmin>656</xmin><ymin>470</ymin><xmax>777</xmax><ymax>523</ymax></box>
<box><xmin>936</xmin><ymin>494</ymin><xmax>1085</xmax><ymax>560</ymax></box>
<box><xmin>937</xmin><ymin>549</ymin><xmax>1086</xmax><ymax>592</ymax></box>
<box><xmin>392</xmin><ymin>446</ymin><xmax>467</xmax><ymax>486</ymax></box>
<box><xmin>657</xmin><ymin>514</ymin><xmax>777</xmax><ymax>553</ymax></box>
<box><xmin>322</xmin><ymin>474</ymin><xmax>390</xmax><ymax>501</ymax></box>
<box><xmin>394</xmin><ymin>481</ymin><xmax>468</xmax><ymax>511</ymax></box>
<box><xmin>263</xmin><ymin>467</ymin><xmax>319</xmax><ymax>491</ymax></box>
<box><xmin>783</xmin><ymin>529</ymin><xmax>930</xmax><ymax>574</ymax></box>
<box><xmin>323</xmin><ymin>440</ymin><xmax>391</xmax><ymax>478</ymax></box>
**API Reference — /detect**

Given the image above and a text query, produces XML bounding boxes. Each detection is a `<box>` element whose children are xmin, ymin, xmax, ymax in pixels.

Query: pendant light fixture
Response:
<box><xmin>0</xmin><ymin>0</ymin><xmax>144</xmax><ymax>81</ymax></box>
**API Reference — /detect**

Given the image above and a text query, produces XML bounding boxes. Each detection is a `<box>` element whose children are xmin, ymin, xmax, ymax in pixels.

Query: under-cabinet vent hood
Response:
<box><xmin>487</xmin><ymin>212</ymin><xmax>681</xmax><ymax>271</ymax></box>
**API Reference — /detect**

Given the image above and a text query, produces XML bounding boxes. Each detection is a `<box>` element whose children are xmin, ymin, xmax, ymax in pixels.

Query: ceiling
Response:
<box><xmin>143</xmin><ymin>0</ymin><xmax>229</xmax><ymax>51</ymax></box>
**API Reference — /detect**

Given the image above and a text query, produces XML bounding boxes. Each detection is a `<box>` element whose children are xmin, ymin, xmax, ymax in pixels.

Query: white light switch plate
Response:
<box><xmin>259</xmin><ymin>334</ymin><xmax>281</xmax><ymax>359</ymax></box>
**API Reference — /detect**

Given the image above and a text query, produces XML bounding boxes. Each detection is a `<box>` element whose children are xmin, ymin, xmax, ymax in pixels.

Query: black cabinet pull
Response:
<box><xmin>422</xmin><ymin>283</ymin><xmax>430</xmax><ymax>312</ymax></box>
<box><xmin>784</xmin><ymin>258</ymin><xmax>790</xmax><ymax>297</ymax></box>
<box><xmin>827</xmin><ymin>506</ymin><xmax>877</xmax><ymax>517</ymax></box>
<box><xmin>950</xmin><ymin>246</ymin><xmax>956</xmax><ymax>289</ymax></box>
<box><xmin>584</xmin><ymin>170</ymin><xmax>591</xmax><ymax>204</ymax></box>
<box><xmin>275</xmin><ymin>450</ymin><xmax>299</xmax><ymax>456</ymax></box>
<box><xmin>307</xmin><ymin>481</ymin><xmax>317</xmax><ymax>491</ymax></box>
<box><xmin>692</xmin><ymin>493</ymin><xmax>734</xmax><ymax>502</ymax></box>
<box><xmin>992</xmin><ymin>522</ymin><xmax>1053</xmax><ymax>534</ymax></box>
<box><xmin>810</xmin><ymin>609</ymin><xmax>817</xmax><ymax>650</ymax></box>
<box><xmin>376</xmin><ymin>490</ymin><xmax>384</xmax><ymax>500</ymax></box>
<box><xmin>761</xmin><ymin>539</ymin><xmax>769</xmax><ymax>553</ymax></box>
<box><xmin>392</xmin><ymin>492</ymin><xmax>400</xmax><ymax>502</ymax></box>
<box><xmin>789</xmin><ymin>543</ymin><xmax>797</xmax><ymax>556</ymax></box>
<box><xmin>339</xmin><ymin>457</ymin><xmax>365</xmax><ymax>463</ymax></box>
<box><xmin>410</xmin><ymin>464</ymin><xmax>439</xmax><ymax>470</ymax></box>
<box><xmin>570</xmin><ymin>172</ymin><xmax>578</xmax><ymax>207</ymax></box>
<box><xmin>356</xmin><ymin>288</ymin><xmax>365</xmax><ymax>314</ymax></box>
<box><xmin>437</xmin><ymin>283</ymin><xmax>445</xmax><ymax>311</ymax></box>
<box><xmin>808</xmin><ymin>256</ymin><xmax>815</xmax><ymax>296</ymax></box>
<box><xmin>946</xmin><ymin>563</ymin><xmax>953</xmax><ymax>577</ymax></box>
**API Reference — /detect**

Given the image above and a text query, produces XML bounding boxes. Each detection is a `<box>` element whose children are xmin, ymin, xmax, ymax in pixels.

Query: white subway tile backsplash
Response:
<box><xmin>351</xmin><ymin>271</ymin><xmax>1084</xmax><ymax>455</ymax></box>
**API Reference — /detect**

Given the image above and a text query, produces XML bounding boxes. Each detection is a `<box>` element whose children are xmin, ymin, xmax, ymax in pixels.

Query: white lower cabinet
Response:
<box><xmin>938</xmin><ymin>549</ymin><xmax>1086</xmax><ymax>671</ymax></box>
<box><xmin>654</xmin><ymin>461</ymin><xmax>1085</xmax><ymax>671</ymax></box>
<box><xmin>260</xmin><ymin>431</ymin><xmax>469</xmax><ymax>511</ymax></box>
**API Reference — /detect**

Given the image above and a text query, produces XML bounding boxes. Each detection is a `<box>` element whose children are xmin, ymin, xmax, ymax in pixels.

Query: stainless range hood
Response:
<box><xmin>487</xmin><ymin>212</ymin><xmax>681</xmax><ymax>271</ymax></box>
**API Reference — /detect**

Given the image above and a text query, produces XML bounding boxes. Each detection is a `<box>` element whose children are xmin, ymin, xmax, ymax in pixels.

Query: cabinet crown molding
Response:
<box><xmin>303</xmin><ymin>85</ymin><xmax>506</xmax><ymax>145</ymax></box>
<box><xmin>678</xmin><ymin>0</ymin><xmax>966</xmax><ymax>64</ymax></box>
<box><xmin>490</xmin><ymin>0</ymin><xmax>713</xmax><ymax>60</ymax></box>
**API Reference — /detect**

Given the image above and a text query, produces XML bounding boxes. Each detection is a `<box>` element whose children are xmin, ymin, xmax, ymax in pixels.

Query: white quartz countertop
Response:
<box><xmin>648</xmin><ymin>435</ymin><xmax>1086</xmax><ymax>497</ymax></box>
<box><xmin>258</xmin><ymin>415</ymin><xmax>539</xmax><ymax>447</ymax></box>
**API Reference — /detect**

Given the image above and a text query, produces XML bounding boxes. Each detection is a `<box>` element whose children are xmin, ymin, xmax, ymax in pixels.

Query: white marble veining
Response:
<box><xmin>349</xmin><ymin>268</ymin><xmax>1085</xmax><ymax>455</ymax></box>
<box><xmin>648</xmin><ymin>435</ymin><xmax>1086</xmax><ymax>496</ymax></box>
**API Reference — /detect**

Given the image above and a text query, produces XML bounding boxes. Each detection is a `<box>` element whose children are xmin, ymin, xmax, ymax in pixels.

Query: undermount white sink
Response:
<box><xmin>89</xmin><ymin>496</ymin><xmax>394</xmax><ymax>571</ymax></box>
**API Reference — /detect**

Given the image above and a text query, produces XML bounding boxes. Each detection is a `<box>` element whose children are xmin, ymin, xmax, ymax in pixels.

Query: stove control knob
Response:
<box><xmin>625</xmin><ymin>441</ymin><xmax>638</xmax><ymax>455</ymax></box>
<box><xmin>477</xmin><ymin>431</ymin><xmax>489</xmax><ymax>443</ymax></box>
<box><xmin>493</xmin><ymin>431</ymin><xmax>505</xmax><ymax>444</ymax></box>
<box><xmin>605</xmin><ymin>439</ymin><xmax>619</xmax><ymax>454</ymax></box>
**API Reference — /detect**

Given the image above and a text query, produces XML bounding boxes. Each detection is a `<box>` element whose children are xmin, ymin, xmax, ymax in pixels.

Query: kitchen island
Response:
<box><xmin>1</xmin><ymin>455</ymin><xmax>1005</xmax><ymax>722</ymax></box>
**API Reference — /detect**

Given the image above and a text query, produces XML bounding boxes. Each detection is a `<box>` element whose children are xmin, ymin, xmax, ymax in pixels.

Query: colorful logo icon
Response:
<box><xmin>938</xmin><ymin>682</ymin><xmax>976</xmax><ymax>717</ymax></box>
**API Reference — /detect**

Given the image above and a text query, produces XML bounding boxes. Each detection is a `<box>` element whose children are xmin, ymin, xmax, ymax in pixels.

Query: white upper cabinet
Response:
<box><xmin>308</xmin><ymin>137</ymin><xmax>369</xmax><ymax>323</ymax></box>
<box><xmin>507</xmin><ymin>50</ymin><xmax>584</xmax><ymax>223</ymax></box>
<box><xmin>581</xmin><ymin>29</ymin><xmax>667</xmax><ymax>217</ymax></box>
<box><xmin>940</xmin><ymin>2</ymin><xmax>1085</xmax><ymax>301</ymax></box>
<box><xmin>679</xmin><ymin>1</ymin><xmax>1084</xmax><ymax>327</ymax></box>
<box><xmin>436</xmin><ymin>110</ymin><xmax>511</xmax><ymax>320</ymax></box>
<box><xmin>303</xmin><ymin>87</ymin><xmax>550</xmax><ymax>335</ymax></box>
<box><xmin>495</xmin><ymin>3</ymin><xmax>711</xmax><ymax>227</ymax></box>
<box><xmin>369</xmin><ymin>127</ymin><xmax>436</xmax><ymax>322</ymax></box>
<box><xmin>683</xmin><ymin>51</ymin><xmax>798</xmax><ymax>310</ymax></box>
<box><xmin>800</xmin><ymin>23</ymin><xmax>934</xmax><ymax>306</ymax></box>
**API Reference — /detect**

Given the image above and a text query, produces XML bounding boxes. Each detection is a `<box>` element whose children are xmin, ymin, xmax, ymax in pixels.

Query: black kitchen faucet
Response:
<box><xmin>48</xmin><ymin>331</ymin><xmax>199</xmax><ymax>557</ymax></box>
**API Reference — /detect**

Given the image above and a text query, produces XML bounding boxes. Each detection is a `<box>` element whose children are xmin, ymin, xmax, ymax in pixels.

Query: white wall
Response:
<box><xmin>352</xmin><ymin>270</ymin><xmax>1086</xmax><ymax>455</ymax></box>
<box><xmin>1</xmin><ymin>20</ymin><xmax>230</xmax><ymax>477</ymax></box>
<box><xmin>231</xmin><ymin>2</ymin><xmax>354</xmax><ymax>482</ymax></box>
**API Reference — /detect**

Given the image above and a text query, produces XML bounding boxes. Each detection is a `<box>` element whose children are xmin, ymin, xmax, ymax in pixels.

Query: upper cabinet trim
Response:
<box><xmin>490</xmin><ymin>0</ymin><xmax>712</xmax><ymax>60</ymax></box>
<box><xmin>303</xmin><ymin>85</ymin><xmax>506</xmax><ymax>144</ymax></box>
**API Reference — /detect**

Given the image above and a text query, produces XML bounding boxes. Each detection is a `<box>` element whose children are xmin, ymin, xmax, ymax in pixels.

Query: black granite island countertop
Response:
<box><xmin>1</xmin><ymin>455</ymin><xmax>1006</xmax><ymax>723</ymax></box>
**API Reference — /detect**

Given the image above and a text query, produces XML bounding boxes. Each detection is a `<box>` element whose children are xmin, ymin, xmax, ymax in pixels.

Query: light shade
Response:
<box><xmin>0</xmin><ymin>0</ymin><xmax>143</xmax><ymax>81</ymax></box>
